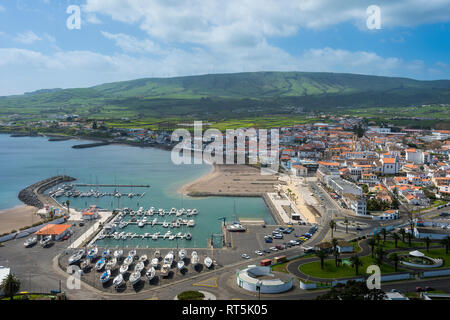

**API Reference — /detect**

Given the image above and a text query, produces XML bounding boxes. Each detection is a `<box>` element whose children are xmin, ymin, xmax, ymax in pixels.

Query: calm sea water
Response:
<box><xmin>0</xmin><ymin>134</ymin><xmax>273</xmax><ymax>247</ymax></box>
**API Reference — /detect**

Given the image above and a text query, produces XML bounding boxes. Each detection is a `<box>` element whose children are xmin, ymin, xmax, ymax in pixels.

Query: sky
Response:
<box><xmin>0</xmin><ymin>0</ymin><xmax>449</xmax><ymax>96</ymax></box>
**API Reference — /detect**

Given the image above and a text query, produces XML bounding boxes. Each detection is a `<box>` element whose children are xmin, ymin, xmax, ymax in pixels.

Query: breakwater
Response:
<box><xmin>18</xmin><ymin>175</ymin><xmax>76</xmax><ymax>208</ymax></box>
<box><xmin>72</xmin><ymin>142</ymin><xmax>110</xmax><ymax>149</ymax></box>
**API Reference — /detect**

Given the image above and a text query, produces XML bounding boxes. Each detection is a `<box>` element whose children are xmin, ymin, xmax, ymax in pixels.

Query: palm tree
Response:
<box><xmin>333</xmin><ymin>248</ymin><xmax>340</xmax><ymax>267</ymax></box>
<box><xmin>381</xmin><ymin>228</ymin><xmax>388</xmax><ymax>242</ymax></box>
<box><xmin>399</xmin><ymin>228</ymin><xmax>406</xmax><ymax>243</ymax></box>
<box><xmin>406</xmin><ymin>232</ymin><xmax>413</xmax><ymax>247</ymax></box>
<box><xmin>1</xmin><ymin>274</ymin><xmax>20</xmax><ymax>300</ymax></box>
<box><xmin>375</xmin><ymin>233</ymin><xmax>381</xmax><ymax>245</ymax></box>
<box><xmin>329</xmin><ymin>220</ymin><xmax>336</xmax><ymax>238</ymax></box>
<box><xmin>315</xmin><ymin>249</ymin><xmax>329</xmax><ymax>270</ymax></box>
<box><xmin>392</xmin><ymin>232</ymin><xmax>400</xmax><ymax>248</ymax></box>
<box><xmin>65</xmin><ymin>200</ymin><xmax>70</xmax><ymax>215</ymax></box>
<box><xmin>331</xmin><ymin>238</ymin><xmax>339</xmax><ymax>252</ymax></box>
<box><xmin>350</xmin><ymin>255</ymin><xmax>363</xmax><ymax>275</ymax></box>
<box><xmin>344</xmin><ymin>217</ymin><xmax>349</xmax><ymax>234</ymax></box>
<box><xmin>440</xmin><ymin>236</ymin><xmax>450</xmax><ymax>254</ymax></box>
<box><xmin>424</xmin><ymin>237</ymin><xmax>431</xmax><ymax>253</ymax></box>
<box><xmin>390</xmin><ymin>253</ymin><xmax>400</xmax><ymax>272</ymax></box>
<box><xmin>367</xmin><ymin>238</ymin><xmax>376</xmax><ymax>258</ymax></box>
<box><xmin>375</xmin><ymin>246</ymin><xmax>385</xmax><ymax>266</ymax></box>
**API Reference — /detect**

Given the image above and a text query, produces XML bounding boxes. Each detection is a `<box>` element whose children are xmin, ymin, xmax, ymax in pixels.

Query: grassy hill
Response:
<box><xmin>1</xmin><ymin>71</ymin><xmax>449</xmax><ymax>120</ymax></box>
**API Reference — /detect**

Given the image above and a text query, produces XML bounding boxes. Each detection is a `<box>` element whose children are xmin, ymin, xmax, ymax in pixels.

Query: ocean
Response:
<box><xmin>0</xmin><ymin>134</ymin><xmax>273</xmax><ymax>248</ymax></box>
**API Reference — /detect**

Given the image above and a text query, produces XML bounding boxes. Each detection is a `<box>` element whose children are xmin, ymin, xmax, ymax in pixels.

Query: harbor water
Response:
<box><xmin>0</xmin><ymin>134</ymin><xmax>274</xmax><ymax>248</ymax></box>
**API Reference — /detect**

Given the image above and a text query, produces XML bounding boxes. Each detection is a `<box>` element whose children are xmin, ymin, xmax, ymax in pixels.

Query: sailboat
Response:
<box><xmin>95</xmin><ymin>258</ymin><xmax>106</xmax><ymax>271</ymax></box>
<box><xmin>113</xmin><ymin>274</ymin><xmax>123</xmax><ymax>288</ymax></box>
<box><xmin>87</xmin><ymin>247</ymin><xmax>98</xmax><ymax>259</ymax></box>
<box><xmin>163</xmin><ymin>251</ymin><xmax>174</xmax><ymax>266</ymax></box>
<box><xmin>129</xmin><ymin>271</ymin><xmax>141</xmax><ymax>285</ymax></box>
<box><xmin>139</xmin><ymin>254</ymin><xmax>148</xmax><ymax>263</ymax></box>
<box><xmin>151</xmin><ymin>258</ymin><xmax>159</xmax><ymax>268</ymax></box>
<box><xmin>134</xmin><ymin>261</ymin><xmax>145</xmax><ymax>273</ymax></box>
<box><xmin>106</xmin><ymin>257</ymin><xmax>117</xmax><ymax>270</ymax></box>
<box><xmin>119</xmin><ymin>263</ymin><xmax>129</xmax><ymax>274</ymax></box>
<box><xmin>178</xmin><ymin>249</ymin><xmax>187</xmax><ymax>261</ymax></box>
<box><xmin>100</xmin><ymin>270</ymin><xmax>111</xmax><ymax>283</ymax></box>
<box><xmin>80</xmin><ymin>259</ymin><xmax>90</xmax><ymax>270</ymax></box>
<box><xmin>191</xmin><ymin>252</ymin><xmax>199</xmax><ymax>266</ymax></box>
<box><xmin>177</xmin><ymin>260</ymin><xmax>185</xmax><ymax>270</ymax></box>
<box><xmin>113</xmin><ymin>249</ymin><xmax>123</xmax><ymax>259</ymax></box>
<box><xmin>123</xmin><ymin>255</ymin><xmax>133</xmax><ymax>266</ymax></box>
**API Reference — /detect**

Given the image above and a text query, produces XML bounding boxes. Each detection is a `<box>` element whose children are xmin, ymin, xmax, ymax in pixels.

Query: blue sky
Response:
<box><xmin>0</xmin><ymin>0</ymin><xmax>449</xmax><ymax>95</ymax></box>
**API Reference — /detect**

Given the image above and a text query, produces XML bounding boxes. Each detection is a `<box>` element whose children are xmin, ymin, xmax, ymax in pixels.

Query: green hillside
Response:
<box><xmin>1</xmin><ymin>71</ymin><xmax>449</xmax><ymax>120</ymax></box>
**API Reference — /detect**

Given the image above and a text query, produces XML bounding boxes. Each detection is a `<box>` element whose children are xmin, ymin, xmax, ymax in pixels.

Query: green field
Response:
<box><xmin>299</xmin><ymin>256</ymin><xmax>401</xmax><ymax>279</ymax></box>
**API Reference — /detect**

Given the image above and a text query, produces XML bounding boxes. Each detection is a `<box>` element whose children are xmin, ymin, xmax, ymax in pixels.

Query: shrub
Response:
<box><xmin>177</xmin><ymin>291</ymin><xmax>205</xmax><ymax>300</ymax></box>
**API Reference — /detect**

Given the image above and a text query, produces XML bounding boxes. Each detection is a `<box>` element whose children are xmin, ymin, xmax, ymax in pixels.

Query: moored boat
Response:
<box><xmin>204</xmin><ymin>256</ymin><xmax>213</xmax><ymax>268</ymax></box>
<box><xmin>129</xmin><ymin>271</ymin><xmax>141</xmax><ymax>285</ymax></box>
<box><xmin>106</xmin><ymin>257</ymin><xmax>117</xmax><ymax>270</ymax></box>
<box><xmin>113</xmin><ymin>274</ymin><xmax>123</xmax><ymax>288</ymax></box>
<box><xmin>119</xmin><ymin>263</ymin><xmax>129</xmax><ymax>274</ymax></box>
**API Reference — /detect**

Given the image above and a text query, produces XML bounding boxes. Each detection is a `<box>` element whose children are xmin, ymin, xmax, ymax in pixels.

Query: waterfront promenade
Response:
<box><xmin>68</xmin><ymin>211</ymin><xmax>113</xmax><ymax>249</ymax></box>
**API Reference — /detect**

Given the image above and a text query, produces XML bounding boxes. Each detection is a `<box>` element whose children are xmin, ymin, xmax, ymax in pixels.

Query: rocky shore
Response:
<box><xmin>18</xmin><ymin>175</ymin><xmax>76</xmax><ymax>208</ymax></box>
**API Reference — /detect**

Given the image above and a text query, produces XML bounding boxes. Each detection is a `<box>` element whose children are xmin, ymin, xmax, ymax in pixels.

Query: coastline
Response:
<box><xmin>0</xmin><ymin>205</ymin><xmax>42</xmax><ymax>235</ymax></box>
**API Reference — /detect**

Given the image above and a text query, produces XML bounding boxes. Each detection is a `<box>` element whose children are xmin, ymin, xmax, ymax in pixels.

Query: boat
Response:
<box><xmin>151</xmin><ymin>258</ymin><xmax>159</xmax><ymax>268</ymax></box>
<box><xmin>146</xmin><ymin>267</ymin><xmax>156</xmax><ymax>281</ymax></box>
<box><xmin>163</xmin><ymin>251</ymin><xmax>174</xmax><ymax>266</ymax></box>
<box><xmin>204</xmin><ymin>257</ymin><xmax>213</xmax><ymax>268</ymax></box>
<box><xmin>152</xmin><ymin>232</ymin><xmax>160</xmax><ymax>240</ymax></box>
<box><xmin>169</xmin><ymin>208</ymin><xmax>177</xmax><ymax>215</ymax></box>
<box><xmin>185</xmin><ymin>233</ymin><xmax>192</xmax><ymax>240</ymax></box>
<box><xmin>68</xmin><ymin>249</ymin><xmax>85</xmax><ymax>265</ymax></box>
<box><xmin>134</xmin><ymin>261</ymin><xmax>145</xmax><ymax>273</ymax></box>
<box><xmin>113</xmin><ymin>249</ymin><xmax>123</xmax><ymax>259</ymax></box>
<box><xmin>163</xmin><ymin>231</ymin><xmax>171</xmax><ymax>239</ymax></box>
<box><xmin>162</xmin><ymin>221</ymin><xmax>169</xmax><ymax>228</ymax></box>
<box><xmin>138</xmin><ymin>221</ymin><xmax>144</xmax><ymax>228</ymax></box>
<box><xmin>160</xmin><ymin>264</ymin><xmax>170</xmax><ymax>276</ymax></box>
<box><xmin>178</xmin><ymin>249</ymin><xmax>187</xmax><ymax>260</ymax></box>
<box><xmin>191</xmin><ymin>208</ymin><xmax>198</xmax><ymax>215</ymax></box>
<box><xmin>128</xmin><ymin>249</ymin><xmax>136</xmax><ymax>258</ymax></box>
<box><xmin>119</xmin><ymin>263</ymin><xmax>129</xmax><ymax>274</ymax></box>
<box><xmin>139</xmin><ymin>254</ymin><xmax>148</xmax><ymax>263</ymax></box>
<box><xmin>123</xmin><ymin>255</ymin><xmax>133</xmax><ymax>266</ymax></box>
<box><xmin>102</xmin><ymin>249</ymin><xmax>111</xmax><ymax>258</ymax></box>
<box><xmin>191</xmin><ymin>253</ymin><xmax>199</xmax><ymax>266</ymax></box>
<box><xmin>187</xmin><ymin>220</ymin><xmax>195</xmax><ymax>227</ymax></box>
<box><xmin>129</xmin><ymin>271</ymin><xmax>141</xmax><ymax>285</ymax></box>
<box><xmin>177</xmin><ymin>260</ymin><xmax>185</xmax><ymax>270</ymax></box>
<box><xmin>80</xmin><ymin>259</ymin><xmax>90</xmax><ymax>270</ymax></box>
<box><xmin>95</xmin><ymin>258</ymin><xmax>106</xmax><ymax>271</ymax></box>
<box><xmin>40</xmin><ymin>235</ymin><xmax>52</xmax><ymax>247</ymax></box>
<box><xmin>100</xmin><ymin>270</ymin><xmax>111</xmax><ymax>283</ymax></box>
<box><xmin>106</xmin><ymin>257</ymin><xmax>117</xmax><ymax>270</ymax></box>
<box><xmin>87</xmin><ymin>247</ymin><xmax>98</xmax><ymax>259</ymax></box>
<box><xmin>24</xmin><ymin>236</ymin><xmax>37</xmax><ymax>248</ymax></box>
<box><xmin>168</xmin><ymin>234</ymin><xmax>176</xmax><ymax>240</ymax></box>
<box><xmin>113</xmin><ymin>274</ymin><xmax>123</xmax><ymax>288</ymax></box>
<box><xmin>152</xmin><ymin>218</ymin><xmax>158</xmax><ymax>226</ymax></box>
<box><xmin>226</xmin><ymin>223</ymin><xmax>246</xmax><ymax>232</ymax></box>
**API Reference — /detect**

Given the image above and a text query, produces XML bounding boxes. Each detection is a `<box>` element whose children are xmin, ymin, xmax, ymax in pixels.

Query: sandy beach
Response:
<box><xmin>179</xmin><ymin>164</ymin><xmax>279</xmax><ymax>197</ymax></box>
<box><xmin>0</xmin><ymin>205</ymin><xmax>43</xmax><ymax>235</ymax></box>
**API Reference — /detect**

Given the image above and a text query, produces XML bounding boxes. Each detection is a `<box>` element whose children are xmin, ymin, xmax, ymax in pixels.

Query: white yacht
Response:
<box><xmin>24</xmin><ymin>236</ymin><xmax>37</xmax><ymax>248</ymax></box>
<box><xmin>160</xmin><ymin>264</ymin><xmax>170</xmax><ymax>276</ymax></box>
<box><xmin>123</xmin><ymin>255</ymin><xmax>133</xmax><ymax>266</ymax></box>
<box><xmin>168</xmin><ymin>234</ymin><xmax>176</xmax><ymax>240</ymax></box>
<box><xmin>178</xmin><ymin>249</ymin><xmax>187</xmax><ymax>260</ymax></box>
<box><xmin>163</xmin><ymin>231</ymin><xmax>172</xmax><ymax>239</ymax></box>
<box><xmin>134</xmin><ymin>261</ymin><xmax>145</xmax><ymax>273</ymax></box>
<box><xmin>68</xmin><ymin>249</ymin><xmax>85</xmax><ymax>265</ymax></box>
<box><xmin>152</xmin><ymin>218</ymin><xmax>158</xmax><ymax>226</ymax></box>
<box><xmin>152</xmin><ymin>232</ymin><xmax>160</xmax><ymax>240</ymax></box>
<box><xmin>146</xmin><ymin>267</ymin><xmax>156</xmax><ymax>281</ymax></box>
<box><xmin>106</xmin><ymin>257</ymin><xmax>117</xmax><ymax>270</ymax></box>
<box><xmin>204</xmin><ymin>257</ymin><xmax>213</xmax><ymax>268</ymax></box>
<box><xmin>163</xmin><ymin>251</ymin><xmax>174</xmax><ymax>266</ymax></box>
<box><xmin>113</xmin><ymin>274</ymin><xmax>123</xmax><ymax>288</ymax></box>
<box><xmin>187</xmin><ymin>219</ymin><xmax>195</xmax><ymax>227</ymax></box>
<box><xmin>185</xmin><ymin>233</ymin><xmax>192</xmax><ymax>240</ymax></box>
<box><xmin>169</xmin><ymin>208</ymin><xmax>177</xmax><ymax>215</ymax></box>
<box><xmin>162</xmin><ymin>221</ymin><xmax>169</xmax><ymax>228</ymax></box>
<box><xmin>128</xmin><ymin>249</ymin><xmax>137</xmax><ymax>258</ymax></box>
<box><xmin>138</xmin><ymin>220</ymin><xmax>144</xmax><ymax>228</ymax></box>
<box><xmin>191</xmin><ymin>253</ymin><xmax>199</xmax><ymax>266</ymax></box>
<box><xmin>119</xmin><ymin>263</ymin><xmax>129</xmax><ymax>274</ymax></box>
<box><xmin>151</xmin><ymin>258</ymin><xmax>159</xmax><ymax>268</ymax></box>
<box><xmin>129</xmin><ymin>271</ymin><xmax>141</xmax><ymax>285</ymax></box>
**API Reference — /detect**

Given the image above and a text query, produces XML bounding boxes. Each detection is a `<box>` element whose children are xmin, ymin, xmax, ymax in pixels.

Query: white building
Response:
<box><xmin>236</xmin><ymin>266</ymin><xmax>293</xmax><ymax>294</ymax></box>
<box><xmin>381</xmin><ymin>158</ymin><xmax>399</xmax><ymax>175</ymax></box>
<box><xmin>406</xmin><ymin>148</ymin><xmax>423</xmax><ymax>164</ymax></box>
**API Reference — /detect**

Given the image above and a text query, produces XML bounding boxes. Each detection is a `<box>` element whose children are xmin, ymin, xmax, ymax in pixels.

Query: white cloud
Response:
<box><xmin>14</xmin><ymin>31</ymin><xmax>42</xmax><ymax>44</ymax></box>
<box><xmin>101</xmin><ymin>31</ymin><xmax>165</xmax><ymax>54</ymax></box>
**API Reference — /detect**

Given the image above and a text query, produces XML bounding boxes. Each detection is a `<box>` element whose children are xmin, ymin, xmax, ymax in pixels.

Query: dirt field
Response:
<box><xmin>179</xmin><ymin>164</ymin><xmax>279</xmax><ymax>197</ymax></box>
<box><xmin>0</xmin><ymin>205</ymin><xmax>43</xmax><ymax>235</ymax></box>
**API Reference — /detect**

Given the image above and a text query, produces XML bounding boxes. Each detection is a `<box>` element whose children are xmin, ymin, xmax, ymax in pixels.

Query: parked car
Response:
<box><xmin>270</xmin><ymin>247</ymin><xmax>278</xmax><ymax>251</ymax></box>
<box><xmin>263</xmin><ymin>249</ymin><xmax>271</xmax><ymax>254</ymax></box>
<box><xmin>265</xmin><ymin>236</ymin><xmax>273</xmax><ymax>243</ymax></box>
<box><xmin>255</xmin><ymin>250</ymin><xmax>263</xmax><ymax>256</ymax></box>
<box><xmin>273</xmin><ymin>234</ymin><xmax>283</xmax><ymax>239</ymax></box>
<box><xmin>241</xmin><ymin>254</ymin><xmax>250</xmax><ymax>259</ymax></box>
<box><xmin>440</xmin><ymin>212</ymin><xmax>450</xmax><ymax>217</ymax></box>
<box><xmin>275</xmin><ymin>245</ymin><xmax>283</xmax><ymax>250</ymax></box>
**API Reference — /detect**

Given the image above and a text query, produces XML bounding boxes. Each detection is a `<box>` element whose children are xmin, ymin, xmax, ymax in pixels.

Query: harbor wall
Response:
<box><xmin>262</xmin><ymin>193</ymin><xmax>283</xmax><ymax>225</ymax></box>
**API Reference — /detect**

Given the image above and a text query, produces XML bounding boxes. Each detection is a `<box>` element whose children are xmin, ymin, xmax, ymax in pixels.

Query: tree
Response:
<box><xmin>1</xmin><ymin>274</ymin><xmax>21</xmax><ymax>300</ymax></box>
<box><xmin>65</xmin><ymin>200</ymin><xmax>70</xmax><ymax>215</ymax></box>
<box><xmin>316</xmin><ymin>280</ymin><xmax>385</xmax><ymax>300</ymax></box>
<box><xmin>315</xmin><ymin>249</ymin><xmax>329</xmax><ymax>270</ymax></box>
<box><xmin>392</xmin><ymin>232</ymin><xmax>400</xmax><ymax>248</ymax></box>
<box><xmin>333</xmin><ymin>248</ymin><xmax>340</xmax><ymax>267</ymax></box>
<box><xmin>424</xmin><ymin>237</ymin><xmax>431</xmax><ymax>253</ymax></box>
<box><xmin>375</xmin><ymin>233</ymin><xmax>381</xmax><ymax>245</ymax></box>
<box><xmin>344</xmin><ymin>217</ymin><xmax>349</xmax><ymax>234</ymax></box>
<box><xmin>440</xmin><ymin>236</ymin><xmax>450</xmax><ymax>254</ymax></box>
<box><xmin>350</xmin><ymin>255</ymin><xmax>363</xmax><ymax>275</ymax></box>
<box><xmin>362</xmin><ymin>184</ymin><xmax>369</xmax><ymax>194</ymax></box>
<box><xmin>406</xmin><ymin>232</ymin><xmax>413</xmax><ymax>247</ymax></box>
<box><xmin>331</xmin><ymin>238</ymin><xmax>339</xmax><ymax>252</ymax></box>
<box><xmin>399</xmin><ymin>228</ymin><xmax>406</xmax><ymax>243</ymax></box>
<box><xmin>367</xmin><ymin>238</ymin><xmax>376</xmax><ymax>258</ymax></box>
<box><xmin>375</xmin><ymin>246</ymin><xmax>385</xmax><ymax>266</ymax></box>
<box><xmin>381</xmin><ymin>228</ymin><xmax>388</xmax><ymax>242</ymax></box>
<box><xmin>390</xmin><ymin>253</ymin><xmax>400</xmax><ymax>272</ymax></box>
<box><xmin>329</xmin><ymin>220</ymin><xmax>336</xmax><ymax>238</ymax></box>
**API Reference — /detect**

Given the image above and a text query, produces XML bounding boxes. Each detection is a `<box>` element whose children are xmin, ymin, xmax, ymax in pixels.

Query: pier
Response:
<box><xmin>73</xmin><ymin>184</ymin><xmax>150</xmax><ymax>188</ymax></box>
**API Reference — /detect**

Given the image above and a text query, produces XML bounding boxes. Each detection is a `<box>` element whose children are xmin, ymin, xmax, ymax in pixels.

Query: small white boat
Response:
<box><xmin>128</xmin><ymin>249</ymin><xmax>136</xmax><ymax>258</ymax></box>
<box><xmin>162</xmin><ymin>221</ymin><xmax>169</xmax><ymax>228</ymax></box>
<box><xmin>80</xmin><ymin>259</ymin><xmax>90</xmax><ymax>270</ymax></box>
<box><xmin>177</xmin><ymin>260</ymin><xmax>185</xmax><ymax>270</ymax></box>
<box><xmin>160</xmin><ymin>264</ymin><xmax>170</xmax><ymax>276</ymax></box>
<box><xmin>152</xmin><ymin>232</ymin><xmax>160</xmax><ymax>240</ymax></box>
<box><xmin>187</xmin><ymin>220</ymin><xmax>195</xmax><ymax>227</ymax></box>
<box><xmin>87</xmin><ymin>247</ymin><xmax>98</xmax><ymax>259</ymax></box>
<box><xmin>163</xmin><ymin>252</ymin><xmax>174</xmax><ymax>266</ymax></box>
<box><xmin>119</xmin><ymin>263</ymin><xmax>129</xmax><ymax>274</ymax></box>
<box><xmin>138</xmin><ymin>221</ymin><xmax>144</xmax><ymax>228</ymax></box>
<box><xmin>134</xmin><ymin>261</ymin><xmax>145</xmax><ymax>273</ymax></box>
<box><xmin>191</xmin><ymin>254</ymin><xmax>199</xmax><ymax>266</ymax></box>
<box><xmin>106</xmin><ymin>257</ymin><xmax>117</xmax><ymax>270</ymax></box>
<box><xmin>40</xmin><ymin>235</ymin><xmax>52</xmax><ymax>247</ymax></box>
<box><xmin>185</xmin><ymin>233</ymin><xmax>192</xmax><ymax>240</ymax></box>
<box><xmin>163</xmin><ymin>231</ymin><xmax>171</xmax><ymax>239</ymax></box>
<box><xmin>139</xmin><ymin>254</ymin><xmax>148</xmax><ymax>263</ymax></box>
<box><xmin>151</xmin><ymin>258</ymin><xmax>159</xmax><ymax>268</ymax></box>
<box><xmin>129</xmin><ymin>271</ymin><xmax>141</xmax><ymax>285</ymax></box>
<box><xmin>169</xmin><ymin>208</ymin><xmax>177</xmax><ymax>215</ymax></box>
<box><xmin>178</xmin><ymin>249</ymin><xmax>187</xmax><ymax>260</ymax></box>
<box><xmin>169</xmin><ymin>234</ymin><xmax>176</xmax><ymax>240</ymax></box>
<box><xmin>68</xmin><ymin>250</ymin><xmax>84</xmax><ymax>265</ymax></box>
<box><xmin>204</xmin><ymin>257</ymin><xmax>213</xmax><ymax>268</ymax></box>
<box><xmin>113</xmin><ymin>274</ymin><xmax>123</xmax><ymax>288</ymax></box>
<box><xmin>113</xmin><ymin>249</ymin><xmax>123</xmax><ymax>259</ymax></box>
<box><xmin>24</xmin><ymin>236</ymin><xmax>37</xmax><ymax>248</ymax></box>
<box><xmin>146</xmin><ymin>267</ymin><xmax>156</xmax><ymax>280</ymax></box>
<box><xmin>100</xmin><ymin>270</ymin><xmax>111</xmax><ymax>283</ymax></box>
<box><xmin>95</xmin><ymin>258</ymin><xmax>106</xmax><ymax>271</ymax></box>
<box><xmin>123</xmin><ymin>255</ymin><xmax>133</xmax><ymax>265</ymax></box>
